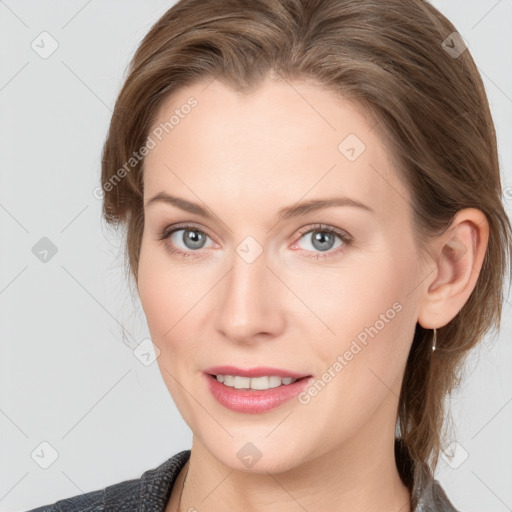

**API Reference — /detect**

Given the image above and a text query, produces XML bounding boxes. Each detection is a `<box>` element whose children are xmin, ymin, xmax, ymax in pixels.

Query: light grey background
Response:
<box><xmin>1</xmin><ymin>1</ymin><xmax>511</xmax><ymax>511</ymax></box>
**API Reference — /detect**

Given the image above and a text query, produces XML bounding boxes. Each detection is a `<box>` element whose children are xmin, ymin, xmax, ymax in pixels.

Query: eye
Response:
<box><xmin>158</xmin><ymin>223</ymin><xmax>214</xmax><ymax>258</ymax></box>
<box><xmin>158</xmin><ymin>222</ymin><xmax>353</xmax><ymax>260</ymax></box>
<box><xmin>293</xmin><ymin>223</ymin><xmax>352</xmax><ymax>260</ymax></box>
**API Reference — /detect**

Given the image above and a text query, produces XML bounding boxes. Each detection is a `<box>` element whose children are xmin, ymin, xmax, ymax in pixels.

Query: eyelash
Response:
<box><xmin>158</xmin><ymin>222</ymin><xmax>353</xmax><ymax>260</ymax></box>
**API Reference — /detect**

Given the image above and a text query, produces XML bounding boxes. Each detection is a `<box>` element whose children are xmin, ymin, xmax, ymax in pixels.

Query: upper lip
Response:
<box><xmin>203</xmin><ymin>366</ymin><xmax>311</xmax><ymax>379</ymax></box>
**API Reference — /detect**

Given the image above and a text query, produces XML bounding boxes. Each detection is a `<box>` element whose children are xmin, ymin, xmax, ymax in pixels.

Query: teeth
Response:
<box><xmin>215</xmin><ymin>374</ymin><xmax>298</xmax><ymax>390</ymax></box>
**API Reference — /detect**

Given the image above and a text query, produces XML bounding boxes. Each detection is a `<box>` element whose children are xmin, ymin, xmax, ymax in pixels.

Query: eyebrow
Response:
<box><xmin>145</xmin><ymin>192</ymin><xmax>375</xmax><ymax>222</ymax></box>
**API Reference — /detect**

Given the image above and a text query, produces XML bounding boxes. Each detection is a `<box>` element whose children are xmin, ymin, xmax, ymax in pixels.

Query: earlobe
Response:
<box><xmin>417</xmin><ymin>208</ymin><xmax>489</xmax><ymax>329</ymax></box>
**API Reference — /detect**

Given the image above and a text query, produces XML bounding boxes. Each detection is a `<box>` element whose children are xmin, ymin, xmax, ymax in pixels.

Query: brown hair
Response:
<box><xmin>100</xmin><ymin>0</ymin><xmax>512</xmax><ymax>472</ymax></box>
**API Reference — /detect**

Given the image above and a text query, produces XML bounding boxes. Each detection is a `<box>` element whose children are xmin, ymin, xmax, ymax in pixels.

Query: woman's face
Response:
<box><xmin>137</xmin><ymin>77</ymin><xmax>429</xmax><ymax>472</ymax></box>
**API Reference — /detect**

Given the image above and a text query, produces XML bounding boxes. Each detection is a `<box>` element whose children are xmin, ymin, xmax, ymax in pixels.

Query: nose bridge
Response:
<box><xmin>227</xmin><ymin>241</ymin><xmax>272</xmax><ymax>312</ymax></box>
<box><xmin>215</xmin><ymin>239</ymin><xmax>282</xmax><ymax>339</ymax></box>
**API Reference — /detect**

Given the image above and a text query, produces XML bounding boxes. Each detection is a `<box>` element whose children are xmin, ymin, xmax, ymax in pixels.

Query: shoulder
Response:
<box><xmin>24</xmin><ymin>487</ymin><xmax>105</xmax><ymax>512</ymax></box>
<box><xmin>395</xmin><ymin>439</ymin><xmax>459</xmax><ymax>511</ymax></box>
<box><xmin>412</xmin><ymin>462</ymin><xmax>460</xmax><ymax>511</ymax></box>
<box><xmin>25</xmin><ymin>449</ymin><xmax>191</xmax><ymax>512</ymax></box>
<box><xmin>415</xmin><ymin>477</ymin><xmax>460</xmax><ymax>512</ymax></box>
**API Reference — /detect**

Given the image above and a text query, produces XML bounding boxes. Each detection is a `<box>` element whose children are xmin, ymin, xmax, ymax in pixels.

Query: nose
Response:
<box><xmin>214</xmin><ymin>244</ymin><xmax>286</xmax><ymax>343</ymax></box>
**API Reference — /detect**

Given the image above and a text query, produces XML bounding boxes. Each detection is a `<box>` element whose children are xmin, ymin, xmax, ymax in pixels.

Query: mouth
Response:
<box><xmin>204</xmin><ymin>371</ymin><xmax>314</xmax><ymax>413</ymax></box>
<box><xmin>205</xmin><ymin>373</ymin><xmax>311</xmax><ymax>390</ymax></box>
<box><xmin>203</xmin><ymin>365</ymin><xmax>310</xmax><ymax>379</ymax></box>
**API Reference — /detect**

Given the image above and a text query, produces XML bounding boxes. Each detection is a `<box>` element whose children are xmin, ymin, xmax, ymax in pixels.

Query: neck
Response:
<box><xmin>174</xmin><ymin>430</ymin><xmax>411</xmax><ymax>512</ymax></box>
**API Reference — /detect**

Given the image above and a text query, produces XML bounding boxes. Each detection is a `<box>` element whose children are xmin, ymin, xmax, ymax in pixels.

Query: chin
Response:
<box><xmin>197</xmin><ymin>430</ymin><xmax>312</xmax><ymax>475</ymax></box>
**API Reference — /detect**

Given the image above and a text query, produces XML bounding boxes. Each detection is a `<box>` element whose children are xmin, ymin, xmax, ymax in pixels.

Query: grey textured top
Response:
<box><xmin>26</xmin><ymin>440</ymin><xmax>459</xmax><ymax>511</ymax></box>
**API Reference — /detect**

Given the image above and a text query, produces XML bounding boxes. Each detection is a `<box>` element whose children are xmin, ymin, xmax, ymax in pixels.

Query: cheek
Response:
<box><xmin>297</xmin><ymin>298</ymin><xmax>412</xmax><ymax>447</ymax></box>
<box><xmin>137</xmin><ymin>241</ymin><xmax>219</xmax><ymax>431</ymax></box>
<box><xmin>305</xmin><ymin>252</ymin><xmax>415</xmax><ymax>403</ymax></box>
<box><xmin>137</xmin><ymin>242</ymin><xmax>165</xmax><ymax>332</ymax></box>
<box><xmin>137</xmin><ymin>239</ymin><xmax>212</xmax><ymax>358</ymax></box>
<box><xmin>285</xmin><ymin>251</ymin><xmax>405</xmax><ymax>349</ymax></box>
<box><xmin>137</xmin><ymin>240</ymin><xmax>185</xmax><ymax>351</ymax></box>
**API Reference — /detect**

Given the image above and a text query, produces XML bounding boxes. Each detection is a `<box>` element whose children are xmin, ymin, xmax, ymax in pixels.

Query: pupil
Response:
<box><xmin>184</xmin><ymin>230</ymin><xmax>205</xmax><ymax>249</ymax></box>
<box><xmin>313</xmin><ymin>231</ymin><xmax>334</xmax><ymax>251</ymax></box>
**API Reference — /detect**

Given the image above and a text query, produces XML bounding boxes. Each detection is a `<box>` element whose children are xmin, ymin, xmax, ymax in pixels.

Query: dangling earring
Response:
<box><xmin>432</xmin><ymin>327</ymin><xmax>437</xmax><ymax>351</ymax></box>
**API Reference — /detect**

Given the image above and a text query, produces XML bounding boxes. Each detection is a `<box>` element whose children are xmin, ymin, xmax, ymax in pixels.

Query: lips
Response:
<box><xmin>204</xmin><ymin>372</ymin><xmax>315</xmax><ymax>413</ymax></box>
<box><xmin>203</xmin><ymin>365</ymin><xmax>311</xmax><ymax>379</ymax></box>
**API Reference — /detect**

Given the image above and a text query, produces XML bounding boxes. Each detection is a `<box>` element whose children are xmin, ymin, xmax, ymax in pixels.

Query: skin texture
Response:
<box><xmin>136</xmin><ymin>77</ymin><xmax>489</xmax><ymax>512</ymax></box>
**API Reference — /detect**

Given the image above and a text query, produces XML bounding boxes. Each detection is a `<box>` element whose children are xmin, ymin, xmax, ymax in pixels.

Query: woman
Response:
<box><xmin>28</xmin><ymin>0</ymin><xmax>512</xmax><ymax>511</ymax></box>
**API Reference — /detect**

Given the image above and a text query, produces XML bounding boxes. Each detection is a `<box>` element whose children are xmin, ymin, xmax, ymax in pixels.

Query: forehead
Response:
<box><xmin>143</xmin><ymin>78</ymin><xmax>412</xmax><ymax>226</ymax></box>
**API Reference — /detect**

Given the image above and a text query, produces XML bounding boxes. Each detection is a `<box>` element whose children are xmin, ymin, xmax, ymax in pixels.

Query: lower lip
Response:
<box><xmin>204</xmin><ymin>373</ymin><xmax>313</xmax><ymax>413</ymax></box>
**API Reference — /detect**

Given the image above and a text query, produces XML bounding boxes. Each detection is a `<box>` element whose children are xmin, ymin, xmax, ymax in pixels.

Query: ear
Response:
<box><xmin>417</xmin><ymin>208</ymin><xmax>489</xmax><ymax>330</ymax></box>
